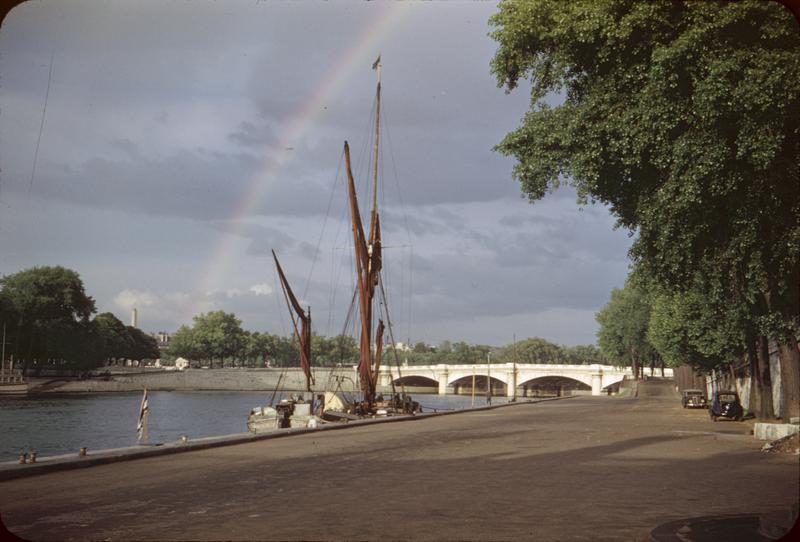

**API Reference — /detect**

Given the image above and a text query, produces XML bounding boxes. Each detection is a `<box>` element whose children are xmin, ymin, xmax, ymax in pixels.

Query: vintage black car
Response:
<box><xmin>709</xmin><ymin>390</ymin><xmax>744</xmax><ymax>421</ymax></box>
<box><xmin>681</xmin><ymin>389</ymin><xmax>707</xmax><ymax>408</ymax></box>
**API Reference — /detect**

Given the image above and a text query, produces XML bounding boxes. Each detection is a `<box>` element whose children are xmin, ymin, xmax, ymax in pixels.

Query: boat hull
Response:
<box><xmin>0</xmin><ymin>383</ymin><xmax>29</xmax><ymax>395</ymax></box>
<box><xmin>247</xmin><ymin>414</ymin><xmax>280</xmax><ymax>433</ymax></box>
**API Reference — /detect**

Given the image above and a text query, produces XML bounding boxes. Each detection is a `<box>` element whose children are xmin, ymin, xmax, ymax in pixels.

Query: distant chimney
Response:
<box><xmin>131</xmin><ymin>308</ymin><xmax>139</xmax><ymax>328</ymax></box>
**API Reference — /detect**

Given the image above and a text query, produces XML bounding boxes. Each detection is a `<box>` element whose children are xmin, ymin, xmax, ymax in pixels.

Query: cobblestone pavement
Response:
<box><xmin>1</xmin><ymin>381</ymin><xmax>797</xmax><ymax>541</ymax></box>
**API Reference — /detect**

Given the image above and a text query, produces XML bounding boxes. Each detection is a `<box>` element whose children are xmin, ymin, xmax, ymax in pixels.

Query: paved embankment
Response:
<box><xmin>1</xmin><ymin>382</ymin><xmax>797</xmax><ymax>541</ymax></box>
<box><xmin>0</xmin><ymin>398</ymin><xmax>556</xmax><ymax>482</ymax></box>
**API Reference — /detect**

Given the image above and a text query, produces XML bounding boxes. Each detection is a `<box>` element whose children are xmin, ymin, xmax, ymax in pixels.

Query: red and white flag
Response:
<box><xmin>137</xmin><ymin>388</ymin><xmax>149</xmax><ymax>442</ymax></box>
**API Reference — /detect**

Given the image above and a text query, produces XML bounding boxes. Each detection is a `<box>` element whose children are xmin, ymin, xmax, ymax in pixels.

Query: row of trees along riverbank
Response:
<box><xmin>166</xmin><ymin>312</ymin><xmax>606</xmax><ymax>368</ymax></box>
<box><xmin>490</xmin><ymin>0</ymin><xmax>799</xmax><ymax>420</ymax></box>
<box><xmin>0</xmin><ymin>267</ymin><xmax>159</xmax><ymax>376</ymax></box>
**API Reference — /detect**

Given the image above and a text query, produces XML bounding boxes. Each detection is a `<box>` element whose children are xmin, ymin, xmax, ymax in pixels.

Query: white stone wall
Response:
<box><xmin>43</xmin><ymin>368</ymin><xmax>356</xmax><ymax>393</ymax></box>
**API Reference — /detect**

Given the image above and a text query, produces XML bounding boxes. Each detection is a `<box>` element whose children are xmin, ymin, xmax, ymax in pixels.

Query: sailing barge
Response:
<box><xmin>248</xmin><ymin>58</ymin><xmax>419</xmax><ymax>434</ymax></box>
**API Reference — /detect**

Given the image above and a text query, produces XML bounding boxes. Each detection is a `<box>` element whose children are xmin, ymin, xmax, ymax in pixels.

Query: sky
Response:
<box><xmin>0</xmin><ymin>1</ymin><xmax>633</xmax><ymax>347</ymax></box>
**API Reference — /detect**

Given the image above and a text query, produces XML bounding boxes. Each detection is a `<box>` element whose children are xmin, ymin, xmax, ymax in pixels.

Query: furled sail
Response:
<box><xmin>343</xmin><ymin>141</ymin><xmax>384</xmax><ymax>407</ymax></box>
<box><xmin>272</xmin><ymin>249</ymin><xmax>313</xmax><ymax>391</ymax></box>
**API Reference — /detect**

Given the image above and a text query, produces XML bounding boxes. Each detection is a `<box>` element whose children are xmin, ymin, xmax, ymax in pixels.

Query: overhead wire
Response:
<box><xmin>28</xmin><ymin>52</ymin><xmax>55</xmax><ymax>198</ymax></box>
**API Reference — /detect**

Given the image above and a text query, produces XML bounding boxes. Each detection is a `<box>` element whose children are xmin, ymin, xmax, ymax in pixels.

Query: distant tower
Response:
<box><xmin>131</xmin><ymin>308</ymin><xmax>139</xmax><ymax>328</ymax></box>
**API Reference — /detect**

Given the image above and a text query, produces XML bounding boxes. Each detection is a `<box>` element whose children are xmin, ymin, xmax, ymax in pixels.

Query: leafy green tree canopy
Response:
<box><xmin>490</xmin><ymin>0</ymin><xmax>799</xmax><ymax>336</ymax></box>
<box><xmin>0</xmin><ymin>266</ymin><xmax>96</xmax><ymax>370</ymax></box>
<box><xmin>190</xmin><ymin>310</ymin><xmax>246</xmax><ymax>367</ymax></box>
<box><xmin>595</xmin><ymin>278</ymin><xmax>657</xmax><ymax>373</ymax></box>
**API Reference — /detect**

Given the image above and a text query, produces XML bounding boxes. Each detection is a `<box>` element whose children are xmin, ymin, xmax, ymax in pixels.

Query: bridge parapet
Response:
<box><xmin>378</xmin><ymin>363</ymin><xmax>673</xmax><ymax>396</ymax></box>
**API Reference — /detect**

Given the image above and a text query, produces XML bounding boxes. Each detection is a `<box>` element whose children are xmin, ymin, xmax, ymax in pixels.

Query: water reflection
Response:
<box><xmin>0</xmin><ymin>391</ymin><xmax>508</xmax><ymax>461</ymax></box>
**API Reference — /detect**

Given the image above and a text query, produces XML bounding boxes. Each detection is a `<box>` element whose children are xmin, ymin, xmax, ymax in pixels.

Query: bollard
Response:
<box><xmin>18</xmin><ymin>453</ymin><xmax>26</xmax><ymax>465</ymax></box>
<box><xmin>79</xmin><ymin>447</ymin><xmax>87</xmax><ymax>457</ymax></box>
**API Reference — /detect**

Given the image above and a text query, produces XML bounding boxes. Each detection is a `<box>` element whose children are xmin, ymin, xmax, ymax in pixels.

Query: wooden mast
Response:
<box><xmin>371</xmin><ymin>55</ymin><xmax>381</xmax><ymax>216</ymax></box>
<box><xmin>368</xmin><ymin>55</ymin><xmax>384</xmax><ymax>406</ymax></box>
<box><xmin>343</xmin><ymin>55</ymin><xmax>385</xmax><ymax>410</ymax></box>
<box><xmin>344</xmin><ymin>142</ymin><xmax>380</xmax><ymax>409</ymax></box>
<box><xmin>272</xmin><ymin>250</ymin><xmax>314</xmax><ymax>392</ymax></box>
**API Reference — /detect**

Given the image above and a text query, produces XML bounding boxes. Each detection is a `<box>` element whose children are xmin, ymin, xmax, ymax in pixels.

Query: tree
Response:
<box><xmin>125</xmin><ymin>326</ymin><xmax>160</xmax><ymax>363</ymax></box>
<box><xmin>243</xmin><ymin>331</ymin><xmax>274</xmax><ymax>367</ymax></box>
<box><xmin>190</xmin><ymin>311</ymin><xmax>246</xmax><ymax>367</ymax></box>
<box><xmin>0</xmin><ymin>266</ymin><xmax>96</xmax><ymax>374</ymax></box>
<box><xmin>167</xmin><ymin>325</ymin><xmax>198</xmax><ymax>363</ymax></box>
<box><xmin>452</xmin><ymin>341</ymin><xmax>476</xmax><ymax>364</ymax></box>
<box><xmin>508</xmin><ymin>337</ymin><xmax>565</xmax><ymax>364</ymax></box>
<box><xmin>490</xmin><ymin>0</ymin><xmax>799</xmax><ymax>418</ymax></box>
<box><xmin>413</xmin><ymin>342</ymin><xmax>431</xmax><ymax>354</ymax></box>
<box><xmin>596</xmin><ymin>280</ymin><xmax>658</xmax><ymax>378</ymax></box>
<box><xmin>646</xmin><ymin>276</ymin><xmax>747</xmax><ymax>371</ymax></box>
<box><xmin>563</xmin><ymin>344</ymin><xmax>605</xmax><ymax>365</ymax></box>
<box><xmin>94</xmin><ymin>312</ymin><xmax>134</xmax><ymax>364</ymax></box>
<box><xmin>645</xmin><ymin>266</ymin><xmax>776</xmax><ymax>418</ymax></box>
<box><xmin>272</xmin><ymin>334</ymin><xmax>299</xmax><ymax>367</ymax></box>
<box><xmin>323</xmin><ymin>334</ymin><xmax>358</xmax><ymax>366</ymax></box>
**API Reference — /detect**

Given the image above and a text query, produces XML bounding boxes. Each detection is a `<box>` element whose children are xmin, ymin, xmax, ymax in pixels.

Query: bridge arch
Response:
<box><xmin>393</xmin><ymin>375</ymin><xmax>439</xmax><ymax>388</ymax></box>
<box><xmin>518</xmin><ymin>375</ymin><xmax>591</xmax><ymax>397</ymax></box>
<box><xmin>448</xmin><ymin>375</ymin><xmax>506</xmax><ymax>396</ymax></box>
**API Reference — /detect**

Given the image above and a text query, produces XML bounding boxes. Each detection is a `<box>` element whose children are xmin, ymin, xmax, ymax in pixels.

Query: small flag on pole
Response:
<box><xmin>137</xmin><ymin>388</ymin><xmax>149</xmax><ymax>443</ymax></box>
<box><xmin>372</xmin><ymin>55</ymin><xmax>381</xmax><ymax>70</ymax></box>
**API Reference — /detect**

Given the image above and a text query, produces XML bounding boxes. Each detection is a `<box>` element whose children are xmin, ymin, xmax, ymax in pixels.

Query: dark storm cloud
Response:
<box><xmin>209</xmin><ymin>221</ymin><xmax>321</xmax><ymax>261</ymax></box>
<box><xmin>410</xmin><ymin>249</ymin><xmax>625</xmax><ymax>325</ymax></box>
<box><xmin>21</xmin><ymin>146</ymin><xmax>342</xmax><ymax>220</ymax></box>
<box><xmin>28</xmin><ymin>149</ymin><xmax>252</xmax><ymax>219</ymax></box>
<box><xmin>380</xmin><ymin>208</ymin><xmax>453</xmax><ymax>237</ymax></box>
<box><xmin>108</xmin><ymin>138</ymin><xmax>143</xmax><ymax>161</ymax></box>
<box><xmin>209</xmin><ymin>221</ymin><xmax>294</xmax><ymax>252</ymax></box>
<box><xmin>227</xmin><ymin>121</ymin><xmax>282</xmax><ymax>149</ymax></box>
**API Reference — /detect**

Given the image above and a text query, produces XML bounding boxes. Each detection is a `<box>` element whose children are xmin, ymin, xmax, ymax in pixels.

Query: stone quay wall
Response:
<box><xmin>37</xmin><ymin>368</ymin><xmax>362</xmax><ymax>394</ymax></box>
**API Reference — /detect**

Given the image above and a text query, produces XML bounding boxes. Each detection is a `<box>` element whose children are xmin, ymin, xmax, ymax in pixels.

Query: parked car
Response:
<box><xmin>681</xmin><ymin>389</ymin><xmax>707</xmax><ymax>409</ymax></box>
<box><xmin>709</xmin><ymin>390</ymin><xmax>744</xmax><ymax>421</ymax></box>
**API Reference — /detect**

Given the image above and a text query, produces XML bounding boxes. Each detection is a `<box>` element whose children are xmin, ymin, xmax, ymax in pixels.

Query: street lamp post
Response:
<box><xmin>486</xmin><ymin>352</ymin><xmax>492</xmax><ymax>405</ymax></box>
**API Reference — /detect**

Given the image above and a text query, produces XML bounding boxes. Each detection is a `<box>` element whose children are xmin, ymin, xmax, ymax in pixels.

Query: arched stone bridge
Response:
<box><xmin>374</xmin><ymin>363</ymin><xmax>673</xmax><ymax>397</ymax></box>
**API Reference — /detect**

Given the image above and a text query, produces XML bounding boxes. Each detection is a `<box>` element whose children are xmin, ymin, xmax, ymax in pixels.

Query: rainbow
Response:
<box><xmin>187</xmin><ymin>4</ymin><xmax>414</xmax><ymax>321</ymax></box>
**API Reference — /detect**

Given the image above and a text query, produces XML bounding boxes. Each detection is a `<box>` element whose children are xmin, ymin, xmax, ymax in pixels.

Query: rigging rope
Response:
<box><xmin>303</xmin><ymin>148</ymin><xmax>345</xmax><ymax>300</ymax></box>
<box><xmin>382</xmin><ymin>101</ymin><xmax>415</xmax><ymax>345</ymax></box>
<box><xmin>377</xmin><ymin>273</ymin><xmax>406</xmax><ymax>399</ymax></box>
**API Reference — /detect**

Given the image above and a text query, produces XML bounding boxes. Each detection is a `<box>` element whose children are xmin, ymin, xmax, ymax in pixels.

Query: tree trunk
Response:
<box><xmin>24</xmin><ymin>331</ymin><xmax>35</xmax><ymax>377</ymax></box>
<box><xmin>13</xmin><ymin>321</ymin><xmax>22</xmax><ymax>367</ymax></box>
<box><xmin>750</xmin><ymin>336</ymin><xmax>775</xmax><ymax>420</ymax></box>
<box><xmin>660</xmin><ymin>359</ymin><xmax>665</xmax><ymax>377</ymax></box>
<box><xmin>777</xmin><ymin>335</ymin><xmax>800</xmax><ymax>421</ymax></box>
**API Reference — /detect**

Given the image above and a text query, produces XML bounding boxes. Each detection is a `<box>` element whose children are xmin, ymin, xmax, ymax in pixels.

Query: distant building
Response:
<box><xmin>155</xmin><ymin>331</ymin><xmax>170</xmax><ymax>349</ymax></box>
<box><xmin>131</xmin><ymin>308</ymin><xmax>139</xmax><ymax>328</ymax></box>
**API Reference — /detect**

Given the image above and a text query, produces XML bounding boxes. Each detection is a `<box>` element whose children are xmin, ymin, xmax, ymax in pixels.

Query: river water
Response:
<box><xmin>0</xmin><ymin>391</ymin><xmax>507</xmax><ymax>461</ymax></box>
